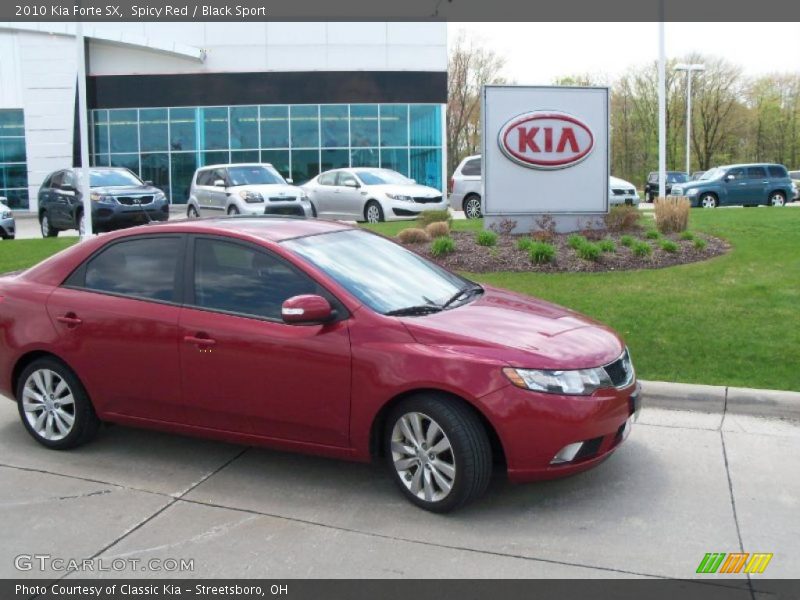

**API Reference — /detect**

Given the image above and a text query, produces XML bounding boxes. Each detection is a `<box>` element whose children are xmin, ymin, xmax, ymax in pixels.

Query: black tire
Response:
<box><xmin>40</xmin><ymin>212</ymin><xmax>59</xmax><ymax>238</ymax></box>
<box><xmin>364</xmin><ymin>200</ymin><xmax>384</xmax><ymax>223</ymax></box>
<box><xmin>385</xmin><ymin>393</ymin><xmax>492</xmax><ymax>513</ymax></box>
<box><xmin>227</xmin><ymin>205</ymin><xmax>240</xmax><ymax>216</ymax></box>
<box><xmin>768</xmin><ymin>191</ymin><xmax>786</xmax><ymax>207</ymax></box>
<box><xmin>310</xmin><ymin>202</ymin><xmax>318</xmax><ymax>218</ymax></box>
<box><xmin>16</xmin><ymin>357</ymin><xmax>100</xmax><ymax>450</ymax></box>
<box><xmin>187</xmin><ymin>205</ymin><xmax>200</xmax><ymax>218</ymax></box>
<box><xmin>463</xmin><ymin>194</ymin><xmax>483</xmax><ymax>219</ymax></box>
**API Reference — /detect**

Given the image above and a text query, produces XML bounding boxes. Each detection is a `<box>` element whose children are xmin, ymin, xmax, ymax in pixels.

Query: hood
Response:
<box><xmin>369</xmin><ymin>184</ymin><xmax>441</xmax><ymax>197</ymax></box>
<box><xmin>91</xmin><ymin>185</ymin><xmax>163</xmax><ymax>196</ymax></box>
<box><xmin>609</xmin><ymin>176</ymin><xmax>634</xmax><ymax>188</ymax></box>
<box><xmin>400</xmin><ymin>287</ymin><xmax>624</xmax><ymax>370</ymax></box>
<box><xmin>231</xmin><ymin>184</ymin><xmax>305</xmax><ymax>198</ymax></box>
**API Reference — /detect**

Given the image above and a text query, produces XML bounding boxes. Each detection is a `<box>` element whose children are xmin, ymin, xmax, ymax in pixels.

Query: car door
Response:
<box><xmin>309</xmin><ymin>171</ymin><xmax>339</xmax><ymax>218</ymax></box>
<box><xmin>46</xmin><ymin>235</ymin><xmax>186</xmax><ymax>423</ymax></box>
<box><xmin>177</xmin><ymin>235</ymin><xmax>352</xmax><ymax>446</ymax></box>
<box><xmin>334</xmin><ymin>171</ymin><xmax>366</xmax><ymax>218</ymax></box>
<box><xmin>745</xmin><ymin>166</ymin><xmax>768</xmax><ymax>203</ymax></box>
<box><xmin>722</xmin><ymin>168</ymin><xmax>747</xmax><ymax>205</ymax></box>
<box><xmin>47</xmin><ymin>170</ymin><xmax>71</xmax><ymax>228</ymax></box>
<box><xmin>209</xmin><ymin>168</ymin><xmax>230</xmax><ymax>212</ymax></box>
<box><xmin>193</xmin><ymin>169</ymin><xmax>213</xmax><ymax>215</ymax></box>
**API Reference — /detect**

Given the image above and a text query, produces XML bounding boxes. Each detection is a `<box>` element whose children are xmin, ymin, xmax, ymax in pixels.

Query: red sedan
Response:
<box><xmin>0</xmin><ymin>217</ymin><xmax>638</xmax><ymax>512</ymax></box>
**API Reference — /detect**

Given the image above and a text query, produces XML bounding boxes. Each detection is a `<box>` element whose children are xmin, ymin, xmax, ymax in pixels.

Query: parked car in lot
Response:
<box><xmin>187</xmin><ymin>163</ymin><xmax>313</xmax><ymax>219</ymax></box>
<box><xmin>609</xmin><ymin>176</ymin><xmax>640</xmax><ymax>206</ymax></box>
<box><xmin>449</xmin><ymin>155</ymin><xmax>482</xmax><ymax>219</ymax></box>
<box><xmin>302</xmin><ymin>168</ymin><xmax>447</xmax><ymax>223</ymax></box>
<box><xmin>0</xmin><ymin>199</ymin><xmax>14</xmax><ymax>240</ymax></box>
<box><xmin>37</xmin><ymin>168</ymin><xmax>169</xmax><ymax>237</ymax></box>
<box><xmin>644</xmin><ymin>171</ymin><xmax>688</xmax><ymax>201</ymax></box>
<box><xmin>669</xmin><ymin>163</ymin><xmax>795</xmax><ymax>208</ymax></box>
<box><xmin>0</xmin><ymin>217</ymin><xmax>638</xmax><ymax>512</ymax></box>
<box><xmin>790</xmin><ymin>170</ymin><xmax>800</xmax><ymax>200</ymax></box>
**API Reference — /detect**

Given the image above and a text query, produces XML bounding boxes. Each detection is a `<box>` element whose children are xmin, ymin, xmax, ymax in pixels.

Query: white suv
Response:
<box><xmin>449</xmin><ymin>155</ymin><xmax>482</xmax><ymax>219</ymax></box>
<box><xmin>187</xmin><ymin>163</ymin><xmax>313</xmax><ymax>219</ymax></box>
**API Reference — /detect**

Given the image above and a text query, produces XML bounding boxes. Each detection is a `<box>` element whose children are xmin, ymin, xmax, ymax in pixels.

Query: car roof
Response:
<box><xmin>718</xmin><ymin>163</ymin><xmax>784</xmax><ymax>169</ymax></box>
<box><xmin>197</xmin><ymin>163</ymin><xmax>273</xmax><ymax>170</ymax></box>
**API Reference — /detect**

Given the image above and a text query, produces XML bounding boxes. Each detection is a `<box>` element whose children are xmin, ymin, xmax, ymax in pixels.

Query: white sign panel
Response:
<box><xmin>483</xmin><ymin>85</ymin><xmax>609</xmax><ymax>221</ymax></box>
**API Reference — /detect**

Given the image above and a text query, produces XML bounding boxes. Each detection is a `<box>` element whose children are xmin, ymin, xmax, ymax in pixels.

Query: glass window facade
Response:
<box><xmin>91</xmin><ymin>104</ymin><xmax>443</xmax><ymax>204</ymax></box>
<box><xmin>0</xmin><ymin>109</ymin><xmax>28</xmax><ymax>209</ymax></box>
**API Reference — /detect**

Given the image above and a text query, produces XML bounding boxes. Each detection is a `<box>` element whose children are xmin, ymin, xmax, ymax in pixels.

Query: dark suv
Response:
<box><xmin>644</xmin><ymin>171</ymin><xmax>689</xmax><ymax>202</ymax></box>
<box><xmin>37</xmin><ymin>167</ymin><xmax>169</xmax><ymax>237</ymax></box>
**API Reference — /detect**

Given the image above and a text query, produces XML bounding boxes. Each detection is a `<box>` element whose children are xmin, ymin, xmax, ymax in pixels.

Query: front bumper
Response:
<box><xmin>390</xmin><ymin>198</ymin><xmax>449</xmax><ymax>219</ymax></box>
<box><xmin>0</xmin><ymin>216</ymin><xmax>15</xmax><ymax>238</ymax></box>
<box><xmin>480</xmin><ymin>381</ymin><xmax>640</xmax><ymax>483</ymax></box>
<box><xmin>609</xmin><ymin>195</ymin><xmax>640</xmax><ymax>206</ymax></box>
<box><xmin>251</xmin><ymin>200</ymin><xmax>313</xmax><ymax>218</ymax></box>
<box><xmin>93</xmin><ymin>203</ymin><xmax>169</xmax><ymax>229</ymax></box>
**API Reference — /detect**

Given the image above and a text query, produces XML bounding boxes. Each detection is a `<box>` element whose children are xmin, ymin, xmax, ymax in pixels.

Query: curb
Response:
<box><xmin>640</xmin><ymin>380</ymin><xmax>800</xmax><ymax>421</ymax></box>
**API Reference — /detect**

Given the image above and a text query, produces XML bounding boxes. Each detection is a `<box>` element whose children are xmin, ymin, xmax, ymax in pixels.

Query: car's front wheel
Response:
<box><xmin>187</xmin><ymin>205</ymin><xmax>199</xmax><ymax>218</ymax></box>
<box><xmin>16</xmin><ymin>358</ymin><xmax>100</xmax><ymax>450</ymax></box>
<box><xmin>364</xmin><ymin>200</ymin><xmax>384</xmax><ymax>223</ymax></box>
<box><xmin>40</xmin><ymin>212</ymin><xmax>58</xmax><ymax>238</ymax></box>
<box><xmin>227</xmin><ymin>205</ymin><xmax>240</xmax><ymax>216</ymax></box>
<box><xmin>385</xmin><ymin>394</ymin><xmax>492</xmax><ymax>512</ymax></box>
<box><xmin>769</xmin><ymin>191</ymin><xmax>786</xmax><ymax>207</ymax></box>
<box><xmin>463</xmin><ymin>194</ymin><xmax>482</xmax><ymax>219</ymax></box>
<box><xmin>700</xmin><ymin>193</ymin><xmax>718</xmax><ymax>208</ymax></box>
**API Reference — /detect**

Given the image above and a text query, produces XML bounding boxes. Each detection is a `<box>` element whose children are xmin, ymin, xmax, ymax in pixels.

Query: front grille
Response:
<box><xmin>413</xmin><ymin>196</ymin><xmax>442</xmax><ymax>204</ymax></box>
<box><xmin>268</xmin><ymin>196</ymin><xmax>296</xmax><ymax>202</ymax></box>
<box><xmin>116</xmin><ymin>195</ymin><xmax>154</xmax><ymax>206</ymax></box>
<box><xmin>612</xmin><ymin>188</ymin><xmax>626</xmax><ymax>195</ymax></box>
<box><xmin>392</xmin><ymin>208</ymin><xmax>418</xmax><ymax>216</ymax></box>
<box><xmin>604</xmin><ymin>349</ymin><xmax>634</xmax><ymax>388</ymax></box>
<box><xmin>573</xmin><ymin>436</ymin><xmax>604</xmax><ymax>461</ymax></box>
<box><xmin>264</xmin><ymin>205</ymin><xmax>305</xmax><ymax>217</ymax></box>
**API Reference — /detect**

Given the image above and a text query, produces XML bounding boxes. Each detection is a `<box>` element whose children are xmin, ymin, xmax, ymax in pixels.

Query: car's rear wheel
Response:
<box><xmin>227</xmin><ymin>205</ymin><xmax>240</xmax><ymax>216</ymax></box>
<box><xmin>385</xmin><ymin>394</ymin><xmax>492</xmax><ymax>512</ymax></box>
<box><xmin>365</xmin><ymin>200</ymin><xmax>384</xmax><ymax>223</ymax></box>
<box><xmin>769</xmin><ymin>191</ymin><xmax>786</xmax><ymax>207</ymax></box>
<box><xmin>40</xmin><ymin>212</ymin><xmax>58</xmax><ymax>238</ymax></box>
<box><xmin>187</xmin><ymin>205</ymin><xmax>199</xmax><ymax>219</ymax></box>
<box><xmin>16</xmin><ymin>358</ymin><xmax>100</xmax><ymax>450</ymax></box>
<box><xmin>463</xmin><ymin>194</ymin><xmax>482</xmax><ymax>219</ymax></box>
<box><xmin>700</xmin><ymin>193</ymin><xmax>718</xmax><ymax>208</ymax></box>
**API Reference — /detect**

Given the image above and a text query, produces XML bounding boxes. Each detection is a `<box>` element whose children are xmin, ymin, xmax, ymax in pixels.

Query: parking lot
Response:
<box><xmin>0</xmin><ymin>394</ymin><xmax>797</xmax><ymax>585</ymax></box>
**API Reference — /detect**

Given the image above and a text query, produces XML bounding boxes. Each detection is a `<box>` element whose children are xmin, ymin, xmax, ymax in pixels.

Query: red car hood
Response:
<box><xmin>400</xmin><ymin>287</ymin><xmax>624</xmax><ymax>370</ymax></box>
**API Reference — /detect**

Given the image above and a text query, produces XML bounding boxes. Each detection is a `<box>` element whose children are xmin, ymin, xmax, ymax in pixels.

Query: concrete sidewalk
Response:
<box><xmin>0</xmin><ymin>397</ymin><xmax>797</xmax><ymax>586</ymax></box>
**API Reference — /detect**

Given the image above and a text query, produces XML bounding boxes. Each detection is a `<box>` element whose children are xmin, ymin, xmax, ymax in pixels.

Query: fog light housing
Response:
<box><xmin>550</xmin><ymin>442</ymin><xmax>584</xmax><ymax>465</ymax></box>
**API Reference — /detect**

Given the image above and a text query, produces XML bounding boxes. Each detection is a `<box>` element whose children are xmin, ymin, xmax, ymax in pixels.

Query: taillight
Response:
<box><xmin>448</xmin><ymin>178</ymin><xmax>454</xmax><ymax>194</ymax></box>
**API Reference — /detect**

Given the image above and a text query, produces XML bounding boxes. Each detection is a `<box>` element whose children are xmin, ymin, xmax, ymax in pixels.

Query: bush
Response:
<box><xmin>645</xmin><ymin>229</ymin><xmax>661</xmax><ymax>240</ymax></box>
<box><xmin>579</xmin><ymin>218</ymin><xmax>606</xmax><ymax>241</ymax></box>
<box><xmin>489</xmin><ymin>218</ymin><xmax>517</xmax><ymax>236</ymax></box>
<box><xmin>660</xmin><ymin>239</ymin><xmax>679</xmax><ymax>253</ymax></box>
<box><xmin>430</xmin><ymin>236</ymin><xmax>455</xmax><ymax>257</ymax></box>
<box><xmin>567</xmin><ymin>234</ymin><xmax>587</xmax><ymax>249</ymax></box>
<box><xmin>632</xmin><ymin>241</ymin><xmax>652</xmax><ymax>257</ymax></box>
<box><xmin>604</xmin><ymin>205</ymin><xmax>641</xmax><ymax>232</ymax></box>
<box><xmin>694</xmin><ymin>238</ymin><xmax>708</xmax><ymax>251</ymax></box>
<box><xmin>417</xmin><ymin>210</ymin><xmax>451</xmax><ymax>227</ymax></box>
<box><xmin>425</xmin><ymin>221</ymin><xmax>450</xmax><ymax>238</ymax></box>
<box><xmin>533</xmin><ymin>213</ymin><xmax>557</xmax><ymax>242</ymax></box>
<box><xmin>576</xmin><ymin>242</ymin><xmax>601</xmax><ymax>261</ymax></box>
<box><xmin>476</xmin><ymin>230</ymin><xmax>498</xmax><ymax>247</ymax></box>
<box><xmin>397</xmin><ymin>228</ymin><xmax>430</xmax><ymax>244</ymax></box>
<box><xmin>516</xmin><ymin>237</ymin><xmax>535</xmax><ymax>251</ymax></box>
<box><xmin>655</xmin><ymin>196</ymin><xmax>690</xmax><ymax>234</ymax></box>
<box><xmin>598</xmin><ymin>239</ymin><xmax>616</xmax><ymax>253</ymax></box>
<box><xmin>620</xmin><ymin>235</ymin><xmax>635</xmax><ymax>247</ymax></box>
<box><xmin>529</xmin><ymin>242</ymin><xmax>556</xmax><ymax>264</ymax></box>
<box><xmin>679</xmin><ymin>230</ymin><xmax>695</xmax><ymax>241</ymax></box>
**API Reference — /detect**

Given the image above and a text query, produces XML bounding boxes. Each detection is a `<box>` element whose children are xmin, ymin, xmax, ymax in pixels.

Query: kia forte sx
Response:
<box><xmin>0</xmin><ymin>217</ymin><xmax>638</xmax><ymax>512</ymax></box>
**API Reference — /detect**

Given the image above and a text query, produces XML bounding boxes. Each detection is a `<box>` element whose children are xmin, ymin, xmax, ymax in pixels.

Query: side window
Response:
<box><xmin>747</xmin><ymin>167</ymin><xmax>767</xmax><ymax>179</ymax></box>
<box><xmin>50</xmin><ymin>171</ymin><xmax>64</xmax><ymax>189</ymax></box>
<box><xmin>768</xmin><ymin>166</ymin><xmax>788</xmax><ymax>178</ymax></box>
<box><xmin>318</xmin><ymin>172</ymin><xmax>337</xmax><ymax>186</ymax></box>
<box><xmin>192</xmin><ymin>238</ymin><xmax>322</xmax><ymax>321</ymax></box>
<box><xmin>195</xmin><ymin>170</ymin><xmax>213</xmax><ymax>186</ymax></box>
<box><xmin>461</xmin><ymin>159</ymin><xmax>481</xmax><ymax>176</ymax></box>
<box><xmin>727</xmin><ymin>168</ymin><xmax>745</xmax><ymax>180</ymax></box>
<box><xmin>62</xmin><ymin>170</ymin><xmax>76</xmax><ymax>189</ymax></box>
<box><xmin>214</xmin><ymin>169</ymin><xmax>229</xmax><ymax>186</ymax></box>
<box><xmin>82</xmin><ymin>237</ymin><xmax>181</xmax><ymax>302</ymax></box>
<box><xmin>337</xmin><ymin>172</ymin><xmax>358</xmax><ymax>187</ymax></box>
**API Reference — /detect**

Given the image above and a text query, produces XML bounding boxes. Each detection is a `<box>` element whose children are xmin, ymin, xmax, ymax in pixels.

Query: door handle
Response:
<box><xmin>184</xmin><ymin>335</ymin><xmax>216</xmax><ymax>347</ymax></box>
<box><xmin>56</xmin><ymin>314</ymin><xmax>82</xmax><ymax>327</ymax></box>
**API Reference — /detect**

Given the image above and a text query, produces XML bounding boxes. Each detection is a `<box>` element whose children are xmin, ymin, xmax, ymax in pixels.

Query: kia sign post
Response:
<box><xmin>482</xmin><ymin>85</ymin><xmax>609</xmax><ymax>232</ymax></box>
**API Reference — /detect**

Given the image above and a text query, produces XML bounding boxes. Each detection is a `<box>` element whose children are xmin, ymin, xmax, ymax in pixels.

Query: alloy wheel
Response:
<box><xmin>701</xmin><ymin>195</ymin><xmax>717</xmax><ymax>208</ymax></box>
<box><xmin>464</xmin><ymin>197</ymin><xmax>482</xmax><ymax>219</ymax></box>
<box><xmin>22</xmin><ymin>369</ymin><xmax>76</xmax><ymax>442</ymax></box>
<box><xmin>366</xmin><ymin>204</ymin><xmax>381</xmax><ymax>223</ymax></box>
<box><xmin>40</xmin><ymin>215</ymin><xmax>50</xmax><ymax>237</ymax></box>
<box><xmin>771</xmin><ymin>193</ymin><xmax>786</xmax><ymax>207</ymax></box>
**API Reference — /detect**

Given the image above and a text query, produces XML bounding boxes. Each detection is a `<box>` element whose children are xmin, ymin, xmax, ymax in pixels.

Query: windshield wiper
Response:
<box><xmin>441</xmin><ymin>284</ymin><xmax>484</xmax><ymax>310</ymax></box>
<box><xmin>384</xmin><ymin>304</ymin><xmax>443</xmax><ymax>317</ymax></box>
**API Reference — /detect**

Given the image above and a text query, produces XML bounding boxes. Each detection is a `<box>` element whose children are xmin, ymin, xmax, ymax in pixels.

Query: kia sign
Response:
<box><xmin>482</xmin><ymin>85</ymin><xmax>609</xmax><ymax>232</ymax></box>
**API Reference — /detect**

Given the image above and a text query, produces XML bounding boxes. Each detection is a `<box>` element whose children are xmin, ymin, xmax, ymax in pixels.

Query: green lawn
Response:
<box><xmin>1</xmin><ymin>209</ymin><xmax>797</xmax><ymax>391</ymax></box>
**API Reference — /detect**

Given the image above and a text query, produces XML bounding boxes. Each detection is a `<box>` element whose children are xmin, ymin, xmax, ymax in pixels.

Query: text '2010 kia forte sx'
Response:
<box><xmin>0</xmin><ymin>218</ymin><xmax>639</xmax><ymax>512</ymax></box>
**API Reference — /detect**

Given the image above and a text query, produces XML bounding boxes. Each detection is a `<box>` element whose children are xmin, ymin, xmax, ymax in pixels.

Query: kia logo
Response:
<box><xmin>498</xmin><ymin>111</ymin><xmax>594</xmax><ymax>169</ymax></box>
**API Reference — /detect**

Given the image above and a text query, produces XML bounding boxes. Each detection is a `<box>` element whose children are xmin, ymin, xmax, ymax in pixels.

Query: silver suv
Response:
<box><xmin>449</xmin><ymin>155</ymin><xmax>482</xmax><ymax>219</ymax></box>
<box><xmin>187</xmin><ymin>163</ymin><xmax>313</xmax><ymax>219</ymax></box>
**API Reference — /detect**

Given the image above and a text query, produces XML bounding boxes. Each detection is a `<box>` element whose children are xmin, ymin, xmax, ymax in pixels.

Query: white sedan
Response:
<box><xmin>302</xmin><ymin>168</ymin><xmax>448</xmax><ymax>223</ymax></box>
<box><xmin>609</xmin><ymin>176</ymin><xmax>640</xmax><ymax>206</ymax></box>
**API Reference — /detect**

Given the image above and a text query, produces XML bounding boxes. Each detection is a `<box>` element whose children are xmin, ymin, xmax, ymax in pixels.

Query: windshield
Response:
<box><xmin>228</xmin><ymin>165</ymin><xmax>285</xmax><ymax>186</ymax></box>
<box><xmin>700</xmin><ymin>168</ymin><xmax>726</xmax><ymax>181</ymax></box>
<box><xmin>81</xmin><ymin>169</ymin><xmax>143</xmax><ymax>188</ymax></box>
<box><xmin>355</xmin><ymin>170</ymin><xmax>413</xmax><ymax>186</ymax></box>
<box><xmin>282</xmin><ymin>230</ymin><xmax>469</xmax><ymax>315</ymax></box>
<box><xmin>667</xmin><ymin>172</ymin><xmax>688</xmax><ymax>183</ymax></box>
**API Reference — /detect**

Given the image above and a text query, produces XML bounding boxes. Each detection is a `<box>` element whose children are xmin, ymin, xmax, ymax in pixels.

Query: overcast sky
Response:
<box><xmin>450</xmin><ymin>23</ymin><xmax>800</xmax><ymax>84</ymax></box>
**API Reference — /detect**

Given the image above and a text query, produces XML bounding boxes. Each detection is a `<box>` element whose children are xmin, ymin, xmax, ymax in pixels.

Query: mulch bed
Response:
<box><xmin>401</xmin><ymin>230</ymin><xmax>730</xmax><ymax>273</ymax></box>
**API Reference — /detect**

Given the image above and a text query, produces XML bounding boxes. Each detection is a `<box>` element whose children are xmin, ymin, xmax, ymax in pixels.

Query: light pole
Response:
<box><xmin>675</xmin><ymin>63</ymin><xmax>705</xmax><ymax>176</ymax></box>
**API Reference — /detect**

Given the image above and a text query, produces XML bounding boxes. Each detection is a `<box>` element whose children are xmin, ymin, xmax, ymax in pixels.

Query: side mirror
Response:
<box><xmin>214</xmin><ymin>179</ymin><xmax>226</xmax><ymax>187</ymax></box>
<box><xmin>343</xmin><ymin>180</ymin><xmax>359</xmax><ymax>188</ymax></box>
<box><xmin>286</xmin><ymin>178</ymin><xmax>294</xmax><ymax>184</ymax></box>
<box><xmin>144</xmin><ymin>180</ymin><xmax>154</xmax><ymax>186</ymax></box>
<box><xmin>281</xmin><ymin>294</ymin><xmax>333</xmax><ymax>324</ymax></box>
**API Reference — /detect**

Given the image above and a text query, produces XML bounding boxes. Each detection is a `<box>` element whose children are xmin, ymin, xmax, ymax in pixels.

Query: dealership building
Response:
<box><xmin>0</xmin><ymin>22</ymin><xmax>447</xmax><ymax>211</ymax></box>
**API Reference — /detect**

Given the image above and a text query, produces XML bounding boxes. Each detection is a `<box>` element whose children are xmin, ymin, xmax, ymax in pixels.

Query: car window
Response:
<box><xmin>82</xmin><ymin>237</ymin><xmax>181</xmax><ymax>302</ymax></box>
<box><xmin>338</xmin><ymin>172</ymin><xmax>358</xmax><ymax>187</ymax></box>
<box><xmin>789</xmin><ymin>171</ymin><xmax>800</xmax><ymax>179</ymax></box>
<box><xmin>747</xmin><ymin>167</ymin><xmax>767</xmax><ymax>179</ymax></box>
<box><xmin>41</xmin><ymin>174</ymin><xmax>53</xmax><ymax>189</ymax></box>
<box><xmin>49</xmin><ymin>171</ymin><xmax>64</xmax><ymax>189</ymax></box>
<box><xmin>79</xmin><ymin>169</ymin><xmax>143</xmax><ymax>187</ymax></box>
<box><xmin>648</xmin><ymin>173</ymin><xmax>657</xmax><ymax>183</ymax></box>
<box><xmin>62</xmin><ymin>170</ymin><xmax>76</xmax><ymax>189</ymax></box>
<box><xmin>227</xmin><ymin>165</ymin><xmax>284</xmax><ymax>186</ymax></box>
<box><xmin>727</xmin><ymin>168</ymin><xmax>745</xmax><ymax>180</ymax></box>
<box><xmin>195</xmin><ymin>170</ymin><xmax>215</xmax><ymax>186</ymax></box>
<box><xmin>318</xmin><ymin>172</ymin><xmax>337</xmax><ymax>186</ymax></box>
<box><xmin>461</xmin><ymin>158</ymin><xmax>481</xmax><ymax>176</ymax></box>
<box><xmin>768</xmin><ymin>166</ymin><xmax>788</xmax><ymax>178</ymax></box>
<box><xmin>667</xmin><ymin>172</ymin><xmax>688</xmax><ymax>183</ymax></box>
<box><xmin>192</xmin><ymin>238</ymin><xmax>322</xmax><ymax>321</ymax></box>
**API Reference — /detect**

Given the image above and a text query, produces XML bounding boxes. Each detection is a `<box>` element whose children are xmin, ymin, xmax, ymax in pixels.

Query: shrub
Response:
<box><xmin>397</xmin><ymin>228</ymin><xmax>430</xmax><ymax>244</ymax></box>
<box><xmin>620</xmin><ymin>235</ymin><xmax>635</xmax><ymax>247</ymax></box>
<box><xmin>476</xmin><ymin>230</ymin><xmax>498</xmax><ymax>247</ymax></box>
<box><xmin>655</xmin><ymin>196</ymin><xmax>690</xmax><ymax>234</ymax></box>
<box><xmin>532</xmin><ymin>213</ymin><xmax>557</xmax><ymax>242</ymax></box>
<box><xmin>516</xmin><ymin>237</ymin><xmax>535</xmax><ymax>251</ymax></box>
<box><xmin>632</xmin><ymin>241</ymin><xmax>652</xmax><ymax>257</ymax></box>
<box><xmin>694</xmin><ymin>238</ymin><xmax>708</xmax><ymax>251</ymax></box>
<box><xmin>567</xmin><ymin>234</ymin><xmax>587</xmax><ymax>249</ymax></box>
<box><xmin>604</xmin><ymin>205</ymin><xmax>641</xmax><ymax>233</ymax></box>
<box><xmin>598</xmin><ymin>239</ymin><xmax>616</xmax><ymax>253</ymax></box>
<box><xmin>660</xmin><ymin>239</ymin><xmax>679</xmax><ymax>253</ymax></box>
<box><xmin>579</xmin><ymin>218</ymin><xmax>606</xmax><ymax>241</ymax></box>
<box><xmin>425</xmin><ymin>221</ymin><xmax>450</xmax><ymax>238</ymax></box>
<box><xmin>489</xmin><ymin>218</ymin><xmax>518</xmax><ymax>236</ymax></box>
<box><xmin>430</xmin><ymin>236</ymin><xmax>455</xmax><ymax>257</ymax></box>
<box><xmin>644</xmin><ymin>229</ymin><xmax>661</xmax><ymax>240</ymax></box>
<box><xmin>417</xmin><ymin>210</ymin><xmax>451</xmax><ymax>227</ymax></box>
<box><xmin>529</xmin><ymin>242</ymin><xmax>556</xmax><ymax>264</ymax></box>
<box><xmin>679</xmin><ymin>230</ymin><xmax>695</xmax><ymax>241</ymax></box>
<box><xmin>576</xmin><ymin>242</ymin><xmax>601</xmax><ymax>261</ymax></box>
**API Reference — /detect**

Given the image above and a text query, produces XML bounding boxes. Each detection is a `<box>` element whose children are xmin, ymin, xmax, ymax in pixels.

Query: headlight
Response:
<box><xmin>386</xmin><ymin>193</ymin><xmax>414</xmax><ymax>202</ymax></box>
<box><xmin>238</xmin><ymin>190</ymin><xmax>264</xmax><ymax>203</ymax></box>
<box><xmin>685</xmin><ymin>188</ymin><xmax>699</xmax><ymax>196</ymax></box>
<box><xmin>90</xmin><ymin>192</ymin><xmax>115</xmax><ymax>204</ymax></box>
<box><xmin>503</xmin><ymin>366</ymin><xmax>614</xmax><ymax>396</ymax></box>
<box><xmin>1</xmin><ymin>210</ymin><xmax>11</xmax><ymax>219</ymax></box>
<box><xmin>154</xmin><ymin>192</ymin><xmax>166</xmax><ymax>202</ymax></box>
